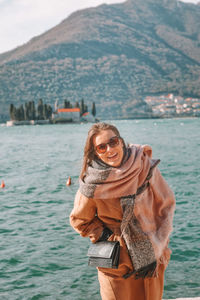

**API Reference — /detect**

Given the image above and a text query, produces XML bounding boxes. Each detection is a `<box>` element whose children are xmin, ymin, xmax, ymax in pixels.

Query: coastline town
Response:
<box><xmin>5</xmin><ymin>93</ymin><xmax>200</xmax><ymax>126</ymax></box>
<box><xmin>144</xmin><ymin>94</ymin><xmax>200</xmax><ymax>118</ymax></box>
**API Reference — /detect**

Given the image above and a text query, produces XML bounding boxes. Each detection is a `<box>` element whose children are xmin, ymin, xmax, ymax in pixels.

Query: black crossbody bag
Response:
<box><xmin>87</xmin><ymin>241</ymin><xmax>120</xmax><ymax>269</ymax></box>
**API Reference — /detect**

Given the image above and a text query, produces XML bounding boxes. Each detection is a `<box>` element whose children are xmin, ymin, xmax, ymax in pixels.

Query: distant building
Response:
<box><xmin>144</xmin><ymin>93</ymin><xmax>200</xmax><ymax>118</ymax></box>
<box><xmin>52</xmin><ymin>108</ymin><xmax>80</xmax><ymax>123</ymax></box>
<box><xmin>81</xmin><ymin>112</ymin><xmax>96</xmax><ymax>122</ymax></box>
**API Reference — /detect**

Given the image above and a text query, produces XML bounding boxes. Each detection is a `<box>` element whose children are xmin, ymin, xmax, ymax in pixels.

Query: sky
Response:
<box><xmin>0</xmin><ymin>0</ymin><xmax>198</xmax><ymax>54</ymax></box>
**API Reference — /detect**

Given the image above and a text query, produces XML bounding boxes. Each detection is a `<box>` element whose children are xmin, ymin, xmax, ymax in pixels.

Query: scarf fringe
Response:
<box><xmin>123</xmin><ymin>261</ymin><xmax>157</xmax><ymax>279</ymax></box>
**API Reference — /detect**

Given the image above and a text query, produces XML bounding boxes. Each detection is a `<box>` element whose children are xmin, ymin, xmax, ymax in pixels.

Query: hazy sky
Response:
<box><xmin>0</xmin><ymin>0</ymin><xmax>198</xmax><ymax>54</ymax></box>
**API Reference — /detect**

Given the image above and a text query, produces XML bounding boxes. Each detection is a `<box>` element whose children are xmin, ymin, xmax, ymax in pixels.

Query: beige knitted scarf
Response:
<box><xmin>80</xmin><ymin>145</ymin><xmax>175</xmax><ymax>277</ymax></box>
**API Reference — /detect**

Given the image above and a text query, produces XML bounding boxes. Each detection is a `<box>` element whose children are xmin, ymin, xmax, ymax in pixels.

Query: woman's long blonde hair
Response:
<box><xmin>80</xmin><ymin>122</ymin><xmax>125</xmax><ymax>180</ymax></box>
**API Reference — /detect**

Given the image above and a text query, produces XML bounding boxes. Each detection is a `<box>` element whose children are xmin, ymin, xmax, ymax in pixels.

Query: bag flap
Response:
<box><xmin>87</xmin><ymin>241</ymin><xmax>119</xmax><ymax>259</ymax></box>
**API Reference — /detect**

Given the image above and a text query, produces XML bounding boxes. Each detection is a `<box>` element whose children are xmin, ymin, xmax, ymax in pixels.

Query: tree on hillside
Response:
<box><xmin>9</xmin><ymin>100</ymin><xmax>53</xmax><ymax>121</ymax></box>
<box><xmin>46</xmin><ymin>104</ymin><xmax>52</xmax><ymax>119</ymax></box>
<box><xmin>92</xmin><ymin>102</ymin><xmax>96</xmax><ymax>117</ymax></box>
<box><xmin>37</xmin><ymin>99</ymin><xmax>44</xmax><ymax>120</ymax></box>
<box><xmin>64</xmin><ymin>100</ymin><xmax>71</xmax><ymax>108</ymax></box>
<box><xmin>43</xmin><ymin>104</ymin><xmax>48</xmax><ymax>120</ymax></box>
<box><xmin>12</xmin><ymin>106</ymin><xmax>17</xmax><ymax>120</ymax></box>
<box><xmin>30</xmin><ymin>101</ymin><xmax>36</xmax><ymax>120</ymax></box>
<box><xmin>19</xmin><ymin>105</ymin><xmax>25</xmax><ymax>121</ymax></box>
<box><xmin>84</xmin><ymin>104</ymin><xmax>88</xmax><ymax>114</ymax></box>
<box><xmin>80</xmin><ymin>98</ymin><xmax>84</xmax><ymax>116</ymax></box>
<box><xmin>80</xmin><ymin>98</ymin><xmax>88</xmax><ymax>116</ymax></box>
<box><xmin>9</xmin><ymin>104</ymin><xmax>15</xmax><ymax>120</ymax></box>
<box><xmin>43</xmin><ymin>104</ymin><xmax>52</xmax><ymax>120</ymax></box>
<box><xmin>24</xmin><ymin>103</ymin><xmax>30</xmax><ymax>120</ymax></box>
<box><xmin>15</xmin><ymin>107</ymin><xmax>21</xmax><ymax>121</ymax></box>
<box><xmin>75</xmin><ymin>101</ymin><xmax>80</xmax><ymax>108</ymax></box>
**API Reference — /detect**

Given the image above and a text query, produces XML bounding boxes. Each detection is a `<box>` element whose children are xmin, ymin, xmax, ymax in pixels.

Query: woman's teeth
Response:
<box><xmin>108</xmin><ymin>153</ymin><xmax>117</xmax><ymax>159</ymax></box>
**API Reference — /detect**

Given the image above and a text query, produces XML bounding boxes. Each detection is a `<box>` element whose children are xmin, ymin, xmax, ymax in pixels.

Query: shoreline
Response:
<box><xmin>5</xmin><ymin>119</ymin><xmax>85</xmax><ymax>126</ymax></box>
<box><xmin>1</xmin><ymin>115</ymin><xmax>199</xmax><ymax>126</ymax></box>
<box><xmin>105</xmin><ymin>115</ymin><xmax>200</xmax><ymax>121</ymax></box>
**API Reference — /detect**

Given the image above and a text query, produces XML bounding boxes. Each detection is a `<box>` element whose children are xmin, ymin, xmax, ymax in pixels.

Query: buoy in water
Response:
<box><xmin>66</xmin><ymin>176</ymin><xmax>71</xmax><ymax>186</ymax></box>
<box><xmin>1</xmin><ymin>180</ymin><xmax>5</xmax><ymax>188</ymax></box>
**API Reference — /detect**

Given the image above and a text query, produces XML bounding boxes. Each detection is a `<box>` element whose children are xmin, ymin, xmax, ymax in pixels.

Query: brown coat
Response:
<box><xmin>70</xmin><ymin>189</ymin><xmax>133</xmax><ymax>277</ymax></box>
<box><xmin>70</xmin><ymin>189</ymin><xmax>171</xmax><ymax>300</ymax></box>
<box><xmin>70</xmin><ymin>187</ymin><xmax>171</xmax><ymax>279</ymax></box>
<box><xmin>70</xmin><ymin>145</ymin><xmax>175</xmax><ymax>299</ymax></box>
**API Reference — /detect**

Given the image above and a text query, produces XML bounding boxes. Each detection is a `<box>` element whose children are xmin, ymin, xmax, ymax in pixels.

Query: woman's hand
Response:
<box><xmin>97</xmin><ymin>227</ymin><xmax>113</xmax><ymax>242</ymax></box>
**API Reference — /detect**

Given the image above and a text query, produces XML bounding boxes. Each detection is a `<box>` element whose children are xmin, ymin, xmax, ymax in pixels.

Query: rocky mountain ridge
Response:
<box><xmin>0</xmin><ymin>0</ymin><xmax>199</xmax><ymax>121</ymax></box>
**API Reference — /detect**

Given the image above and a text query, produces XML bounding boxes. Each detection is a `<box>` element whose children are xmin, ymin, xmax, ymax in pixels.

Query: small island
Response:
<box><xmin>7</xmin><ymin>98</ymin><xmax>98</xmax><ymax>126</ymax></box>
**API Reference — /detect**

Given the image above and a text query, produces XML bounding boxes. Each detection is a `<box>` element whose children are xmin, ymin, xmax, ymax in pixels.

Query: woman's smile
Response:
<box><xmin>93</xmin><ymin>130</ymin><xmax>124</xmax><ymax>167</ymax></box>
<box><xmin>107</xmin><ymin>152</ymin><xmax>118</xmax><ymax>160</ymax></box>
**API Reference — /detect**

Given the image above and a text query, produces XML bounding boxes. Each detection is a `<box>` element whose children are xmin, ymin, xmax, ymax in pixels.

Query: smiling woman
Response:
<box><xmin>93</xmin><ymin>131</ymin><xmax>124</xmax><ymax>167</ymax></box>
<box><xmin>70</xmin><ymin>122</ymin><xmax>175</xmax><ymax>300</ymax></box>
<box><xmin>79</xmin><ymin>122</ymin><xmax>126</xmax><ymax>179</ymax></box>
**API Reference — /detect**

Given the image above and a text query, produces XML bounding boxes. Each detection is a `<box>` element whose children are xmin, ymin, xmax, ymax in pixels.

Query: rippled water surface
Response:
<box><xmin>0</xmin><ymin>118</ymin><xmax>200</xmax><ymax>299</ymax></box>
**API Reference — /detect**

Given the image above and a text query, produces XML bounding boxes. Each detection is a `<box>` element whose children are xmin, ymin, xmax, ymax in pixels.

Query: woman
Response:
<box><xmin>70</xmin><ymin>122</ymin><xmax>175</xmax><ymax>300</ymax></box>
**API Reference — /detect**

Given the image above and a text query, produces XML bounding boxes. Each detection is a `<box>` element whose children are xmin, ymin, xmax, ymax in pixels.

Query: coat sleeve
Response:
<box><xmin>70</xmin><ymin>189</ymin><xmax>104</xmax><ymax>243</ymax></box>
<box><xmin>149</xmin><ymin>167</ymin><xmax>176</xmax><ymax>258</ymax></box>
<box><xmin>150</xmin><ymin>167</ymin><xmax>175</xmax><ymax>221</ymax></box>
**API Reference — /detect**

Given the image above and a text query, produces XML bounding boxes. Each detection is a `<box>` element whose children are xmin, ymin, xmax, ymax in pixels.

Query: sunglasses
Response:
<box><xmin>95</xmin><ymin>136</ymin><xmax>120</xmax><ymax>154</ymax></box>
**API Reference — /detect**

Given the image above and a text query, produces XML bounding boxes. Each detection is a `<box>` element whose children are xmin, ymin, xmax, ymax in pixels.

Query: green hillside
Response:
<box><xmin>0</xmin><ymin>0</ymin><xmax>199</xmax><ymax>121</ymax></box>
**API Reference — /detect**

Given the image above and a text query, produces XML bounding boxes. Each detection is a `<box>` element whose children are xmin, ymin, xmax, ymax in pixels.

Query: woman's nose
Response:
<box><xmin>106</xmin><ymin>144</ymin><xmax>113</xmax><ymax>153</ymax></box>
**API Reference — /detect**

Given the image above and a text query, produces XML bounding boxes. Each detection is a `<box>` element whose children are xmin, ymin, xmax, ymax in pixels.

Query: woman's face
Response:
<box><xmin>93</xmin><ymin>129</ymin><xmax>124</xmax><ymax>167</ymax></box>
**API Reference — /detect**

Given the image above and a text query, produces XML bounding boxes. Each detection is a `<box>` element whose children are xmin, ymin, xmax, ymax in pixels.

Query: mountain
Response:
<box><xmin>0</xmin><ymin>0</ymin><xmax>200</xmax><ymax>121</ymax></box>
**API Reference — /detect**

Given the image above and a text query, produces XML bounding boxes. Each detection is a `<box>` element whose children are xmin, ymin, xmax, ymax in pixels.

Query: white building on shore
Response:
<box><xmin>52</xmin><ymin>108</ymin><xmax>80</xmax><ymax>123</ymax></box>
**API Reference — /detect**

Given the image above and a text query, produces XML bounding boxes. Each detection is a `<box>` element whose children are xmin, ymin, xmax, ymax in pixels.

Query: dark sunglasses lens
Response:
<box><xmin>109</xmin><ymin>137</ymin><xmax>119</xmax><ymax>147</ymax></box>
<box><xmin>96</xmin><ymin>137</ymin><xmax>119</xmax><ymax>154</ymax></box>
<box><xmin>96</xmin><ymin>143</ymin><xmax>107</xmax><ymax>154</ymax></box>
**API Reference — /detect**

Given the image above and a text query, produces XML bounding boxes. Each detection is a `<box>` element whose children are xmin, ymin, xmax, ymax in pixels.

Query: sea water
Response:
<box><xmin>0</xmin><ymin>118</ymin><xmax>200</xmax><ymax>300</ymax></box>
